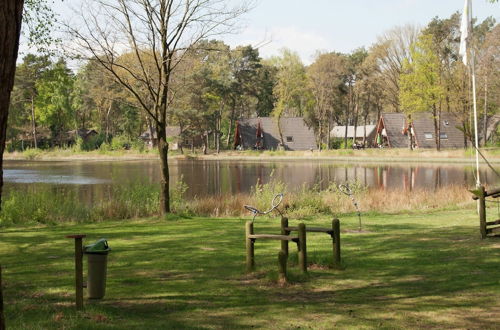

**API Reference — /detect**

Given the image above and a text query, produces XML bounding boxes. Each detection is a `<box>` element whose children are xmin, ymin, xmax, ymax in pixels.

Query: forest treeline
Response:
<box><xmin>7</xmin><ymin>12</ymin><xmax>499</xmax><ymax>152</ymax></box>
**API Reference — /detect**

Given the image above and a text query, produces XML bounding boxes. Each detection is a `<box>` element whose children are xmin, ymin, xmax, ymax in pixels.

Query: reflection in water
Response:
<box><xmin>4</xmin><ymin>160</ymin><xmax>499</xmax><ymax>203</ymax></box>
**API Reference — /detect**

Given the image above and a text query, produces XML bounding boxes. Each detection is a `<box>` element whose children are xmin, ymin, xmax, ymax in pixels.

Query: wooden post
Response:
<box><xmin>0</xmin><ymin>265</ymin><xmax>5</xmax><ymax>330</ymax></box>
<box><xmin>245</xmin><ymin>222</ymin><xmax>255</xmax><ymax>272</ymax></box>
<box><xmin>278</xmin><ymin>250</ymin><xmax>287</xmax><ymax>284</ymax></box>
<box><xmin>280</xmin><ymin>217</ymin><xmax>289</xmax><ymax>257</ymax></box>
<box><xmin>66</xmin><ymin>235</ymin><xmax>86</xmax><ymax>310</ymax></box>
<box><xmin>332</xmin><ymin>218</ymin><xmax>341</xmax><ymax>268</ymax></box>
<box><xmin>479</xmin><ymin>186</ymin><xmax>487</xmax><ymax>239</ymax></box>
<box><xmin>298</xmin><ymin>223</ymin><xmax>307</xmax><ymax>273</ymax></box>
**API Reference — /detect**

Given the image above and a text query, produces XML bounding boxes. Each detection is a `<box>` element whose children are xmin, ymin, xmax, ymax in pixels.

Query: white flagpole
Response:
<box><xmin>460</xmin><ymin>0</ymin><xmax>480</xmax><ymax>187</ymax></box>
<box><xmin>471</xmin><ymin>49</ymin><xmax>481</xmax><ymax>188</ymax></box>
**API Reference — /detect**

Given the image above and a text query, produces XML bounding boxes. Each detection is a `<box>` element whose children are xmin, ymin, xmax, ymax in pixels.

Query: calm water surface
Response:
<box><xmin>4</xmin><ymin>159</ymin><xmax>500</xmax><ymax>201</ymax></box>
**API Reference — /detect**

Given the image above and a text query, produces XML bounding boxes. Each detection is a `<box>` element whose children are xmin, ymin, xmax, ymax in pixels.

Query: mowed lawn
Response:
<box><xmin>0</xmin><ymin>209</ymin><xmax>499</xmax><ymax>329</ymax></box>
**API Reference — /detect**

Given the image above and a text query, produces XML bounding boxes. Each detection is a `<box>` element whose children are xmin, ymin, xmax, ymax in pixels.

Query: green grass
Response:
<box><xmin>1</xmin><ymin>208</ymin><xmax>499</xmax><ymax>329</ymax></box>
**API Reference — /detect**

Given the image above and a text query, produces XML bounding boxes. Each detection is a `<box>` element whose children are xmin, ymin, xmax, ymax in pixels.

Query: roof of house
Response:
<box><xmin>330</xmin><ymin>125</ymin><xmax>376</xmax><ymax>138</ymax></box>
<box><xmin>378</xmin><ymin>113</ymin><xmax>407</xmax><ymax>148</ymax></box>
<box><xmin>236</xmin><ymin>117</ymin><xmax>316</xmax><ymax>151</ymax></box>
<box><xmin>411</xmin><ymin>112</ymin><xmax>464</xmax><ymax>149</ymax></box>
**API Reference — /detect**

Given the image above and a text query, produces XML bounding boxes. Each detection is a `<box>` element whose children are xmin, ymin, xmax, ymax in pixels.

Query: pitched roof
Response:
<box><xmin>330</xmin><ymin>125</ymin><xmax>376</xmax><ymax>138</ymax></box>
<box><xmin>411</xmin><ymin>112</ymin><xmax>464</xmax><ymax>149</ymax></box>
<box><xmin>236</xmin><ymin>117</ymin><xmax>316</xmax><ymax>150</ymax></box>
<box><xmin>379</xmin><ymin>113</ymin><xmax>407</xmax><ymax>148</ymax></box>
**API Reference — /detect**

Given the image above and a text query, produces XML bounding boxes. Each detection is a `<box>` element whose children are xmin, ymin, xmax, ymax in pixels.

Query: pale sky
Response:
<box><xmin>52</xmin><ymin>0</ymin><xmax>499</xmax><ymax>65</ymax></box>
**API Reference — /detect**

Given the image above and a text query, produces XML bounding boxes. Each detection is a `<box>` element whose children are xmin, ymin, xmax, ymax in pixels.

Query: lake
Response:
<box><xmin>4</xmin><ymin>159</ymin><xmax>500</xmax><ymax>203</ymax></box>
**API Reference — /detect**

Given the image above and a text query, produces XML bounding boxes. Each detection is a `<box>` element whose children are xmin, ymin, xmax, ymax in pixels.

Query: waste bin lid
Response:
<box><xmin>84</xmin><ymin>238</ymin><xmax>111</xmax><ymax>254</ymax></box>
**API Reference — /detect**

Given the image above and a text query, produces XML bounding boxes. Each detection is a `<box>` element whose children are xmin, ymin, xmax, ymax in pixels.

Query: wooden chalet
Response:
<box><xmin>234</xmin><ymin>117</ymin><xmax>316</xmax><ymax>151</ymax></box>
<box><xmin>375</xmin><ymin>112</ymin><xmax>465</xmax><ymax>149</ymax></box>
<box><xmin>375</xmin><ymin>113</ymin><xmax>407</xmax><ymax>148</ymax></box>
<box><xmin>406</xmin><ymin>112</ymin><xmax>465</xmax><ymax>149</ymax></box>
<box><xmin>140</xmin><ymin>126</ymin><xmax>181</xmax><ymax>150</ymax></box>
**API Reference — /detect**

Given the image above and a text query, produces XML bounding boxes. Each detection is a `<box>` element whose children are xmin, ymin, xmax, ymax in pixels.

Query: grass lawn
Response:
<box><xmin>1</xmin><ymin>209</ymin><xmax>499</xmax><ymax>329</ymax></box>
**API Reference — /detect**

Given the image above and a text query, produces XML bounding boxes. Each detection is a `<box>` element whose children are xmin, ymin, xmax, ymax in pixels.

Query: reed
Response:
<box><xmin>0</xmin><ymin>179</ymin><xmax>475</xmax><ymax>226</ymax></box>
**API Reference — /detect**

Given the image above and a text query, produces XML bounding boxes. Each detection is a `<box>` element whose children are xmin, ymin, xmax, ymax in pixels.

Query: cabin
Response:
<box><xmin>330</xmin><ymin>125</ymin><xmax>377</xmax><ymax>147</ymax></box>
<box><xmin>140</xmin><ymin>126</ymin><xmax>181</xmax><ymax>150</ymax></box>
<box><xmin>374</xmin><ymin>113</ymin><xmax>408</xmax><ymax>148</ymax></box>
<box><xmin>234</xmin><ymin>117</ymin><xmax>316</xmax><ymax>151</ymax></box>
<box><xmin>65</xmin><ymin>129</ymin><xmax>98</xmax><ymax>144</ymax></box>
<box><xmin>375</xmin><ymin>112</ymin><xmax>465</xmax><ymax>149</ymax></box>
<box><xmin>406</xmin><ymin>112</ymin><xmax>465</xmax><ymax>149</ymax></box>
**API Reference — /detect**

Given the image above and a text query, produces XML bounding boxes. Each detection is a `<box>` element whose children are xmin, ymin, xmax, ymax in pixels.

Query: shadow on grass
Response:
<box><xmin>1</xmin><ymin>214</ymin><xmax>499</xmax><ymax>328</ymax></box>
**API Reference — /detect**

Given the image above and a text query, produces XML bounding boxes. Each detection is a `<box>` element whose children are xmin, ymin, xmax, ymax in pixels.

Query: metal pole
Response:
<box><xmin>471</xmin><ymin>48</ymin><xmax>481</xmax><ymax>187</ymax></box>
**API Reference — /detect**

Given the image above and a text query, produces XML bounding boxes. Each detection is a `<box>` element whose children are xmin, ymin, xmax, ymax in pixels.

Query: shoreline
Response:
<box><xmin>4</xmin><ymin>148</ymin><xmax>500</xmax><ymax>164</ymax></box>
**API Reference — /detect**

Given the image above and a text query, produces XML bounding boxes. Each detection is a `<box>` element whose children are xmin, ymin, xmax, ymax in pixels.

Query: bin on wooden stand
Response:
<box><xmin>84</xmin><ymin>239</ymin><xmax>111</xmax><ymax>299</ymax></box>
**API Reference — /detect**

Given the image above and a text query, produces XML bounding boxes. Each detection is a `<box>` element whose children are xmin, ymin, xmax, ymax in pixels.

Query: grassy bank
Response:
<box><xmin>5</xmin><ymin>147</ymin><xmax>500</xmax><ymax>163</ymax></box>
<box><xmin>1</xmin><ymin>209</ymin><xmax>498</xmax><ymax>329</ymax></box>
<box><xmin>0</xmin><ymin>180</ymin><xmax>476</xmax><ymax>226</ymax></box>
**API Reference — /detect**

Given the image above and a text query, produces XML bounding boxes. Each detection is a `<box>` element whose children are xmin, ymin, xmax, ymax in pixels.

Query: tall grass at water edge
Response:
<box><xmin>0</xmin><ymin>176</ymin><xmax>476</xmax><ymax>226</ymax></box>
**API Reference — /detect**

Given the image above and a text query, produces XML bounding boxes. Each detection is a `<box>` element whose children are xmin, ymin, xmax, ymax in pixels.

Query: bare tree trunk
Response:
<box><xmin>326</xmin><ymin>119</ymin><xmax>331</xmax><ymax>150</ymax></box>
<box><xmin>30</xmin><ymin>95</ymin><xmax>38</xmax><ymax>148</ymax></box>
<box><xmin>226</xmin><ymin>98</ymin><xmax>235</xmax><ymax>147</ymax></box>
<box><xmin>0</xmin><ymin>0</ymin><xmax>24</xmax><ymax>211</ymax></box>
<box><xmin>352</xmin><ymin>97</ymin><xmax>359</xmax><ymax>146</ymax></box>
<box><xmin>156</xmin><ymin>125</ymin><xmax>170</xmax><ymax>214</ymax></box>
<box><xmin>318</xmin><ymin>120</ymin><xmax>323</xmax><ymax>151</ymax></box>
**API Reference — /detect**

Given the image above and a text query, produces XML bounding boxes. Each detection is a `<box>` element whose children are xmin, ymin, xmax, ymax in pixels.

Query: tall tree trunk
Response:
<box><xmin>31</xmin><ymin>95</ymin><xmax>37</xmax><ymax>148</ymax></box>
<box><xmin>352</xmin><ymin>96</ymin><xmax>359</xmax><ymax>146</ymax></box>
<box><xmin>156</xmin><ymin>125</ymin><xmax>170</xmax><ymax>214</ymax></box>
<box><xmin>0</xmin><ymin>0</ymin><xmax>24</xmax><ymax>211</ymax></box>
<box><xmin>326</xmin><ymin>118</ymin><xmax>331</xmax><ymax>150</ymax></box>
<box><xmin>226</xmin><ymin>98</ymin><xmax>235</xmax><ymax>147</ymax></box>
<box><xmin>318</xmin><ymin>120</ymin><xmax>323</xmax><ymax>151</ymax></box>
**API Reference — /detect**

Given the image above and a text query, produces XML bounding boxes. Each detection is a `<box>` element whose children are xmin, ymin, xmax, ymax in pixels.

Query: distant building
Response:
<box><xmin>140</xmin><ymin>126</ymin><xmax>181</xmax><ymax>150</ymax></box>
<box><xmin>234</xmin><ymin>117</ymin><xmax>316</xmax><ymax>151</ymax></box>
<box><xmin>406</xmin><ymin>112</ymin><xmax>465</xmax><ymax>149</ymax></box>
<box><xmin>375</xmin><ymin>113</ymin><xmax>408</xmax><ymax>148</ymax></box>
<box><xmin>63</xmin><ymin>129</ymin><xmax>98</xmax><ymax>145</ymax></box>
<box><xmin>375</xmin><ymin>112</ymin><xmax>465</xmax><ymax>149</ymax></box>
<box><xmin>330</xmin><ymin>125</ymin><xmax>377</xmax><ymax>147</ymax></box>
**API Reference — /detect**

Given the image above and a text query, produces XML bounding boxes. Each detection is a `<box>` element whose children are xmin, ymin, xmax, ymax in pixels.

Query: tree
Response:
<box><xmin>400</xmin><ymin>34</ymin><xmax>444</xmax><ymax>150</ymax></box>
<box><xmin>0</xmin><ymin>0</ymin><xmax>24</xmax><ymax>211</ymax></box>
<box><xmin>9</xmin><ymin>54</ymin><xmax>51</xmax><ymax>148</ymax></box>
<box><xmin>35</xmin><ymin>59</ymin><xmax>76</xmax><ymax>144</ymax></box>
<box><xmin>371</xmin><ymin>24</ymin><xmax>420</xmax><ymax>112</ymax></box>
<box><xmin>67</xmin><ymin>0</ymin><xmax>252</xmax><ymax>213</ymax></box>
<box><xmin>271</xmin><ymin>48</ymin><xmax>312</xmax><ymax>147</ymax></box>
<box><xmin>307</xmin><ymin>52</ymin><xmax>347</xmax><ymax>149</ymax></box>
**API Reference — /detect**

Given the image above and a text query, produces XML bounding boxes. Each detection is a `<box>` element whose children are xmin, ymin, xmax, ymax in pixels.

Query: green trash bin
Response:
<box><xmin>84</xmin><ymin>239</ymin><xmax>111</xmax><ymax>299</ymax></box>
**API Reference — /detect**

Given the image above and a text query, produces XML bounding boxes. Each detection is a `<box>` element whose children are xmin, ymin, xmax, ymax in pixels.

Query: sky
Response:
<box><xmin>52</xmin><ymin>0</ymin><xmax>499</xmax><ymax>65</ymax></box>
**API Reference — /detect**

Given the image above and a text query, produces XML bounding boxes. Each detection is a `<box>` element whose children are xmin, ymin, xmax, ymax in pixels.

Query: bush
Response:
<box><xmin>23</xmin><ymin>148</ymin><xmax>42</xmax><ymax>160</ymax></box>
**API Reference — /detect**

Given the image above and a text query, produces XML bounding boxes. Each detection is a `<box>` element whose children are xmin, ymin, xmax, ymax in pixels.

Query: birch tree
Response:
<box><xmin>66</xmin><ymin>0</ymin><xmax>252</xmax><ymax>213</ymax></box>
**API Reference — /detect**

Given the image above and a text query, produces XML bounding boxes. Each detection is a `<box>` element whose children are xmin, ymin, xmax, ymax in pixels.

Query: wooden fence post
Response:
<box><xmin>66</xmin><ymin>235</ymin><xmax>86</xmax><ymax>310</ymax></box>
<box><xmin>479</xmin><ymin>185</ymin><xmax>487</xmax><ymax>239</ymax></box>
<box><xmin>278</xmin><ymin>250</ymin><xmax>287</xmax><ymax>284</ymax></box>
<box><xmin>298</xmin><ymin>223</ymin><xmax>307</xmax><ymax>273</ymax></box>
<box><xmin>245</xmin><ymin>222</ymin><xmax>255</xmax><ymax>272</ymax></box>
<box><xmin>0</xmin><ymin>265</ymin><xmax>5</xmax><ymax>330</ymax></box>
<box><xmin>280</xmin><ymin>217</ymin><xmax>289</xmax><ymax>257</ymax></box>
<box><xmin>332</xmin><ymin>218</ymin><xmax>341</xmax><ymax>268</ymax></box>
